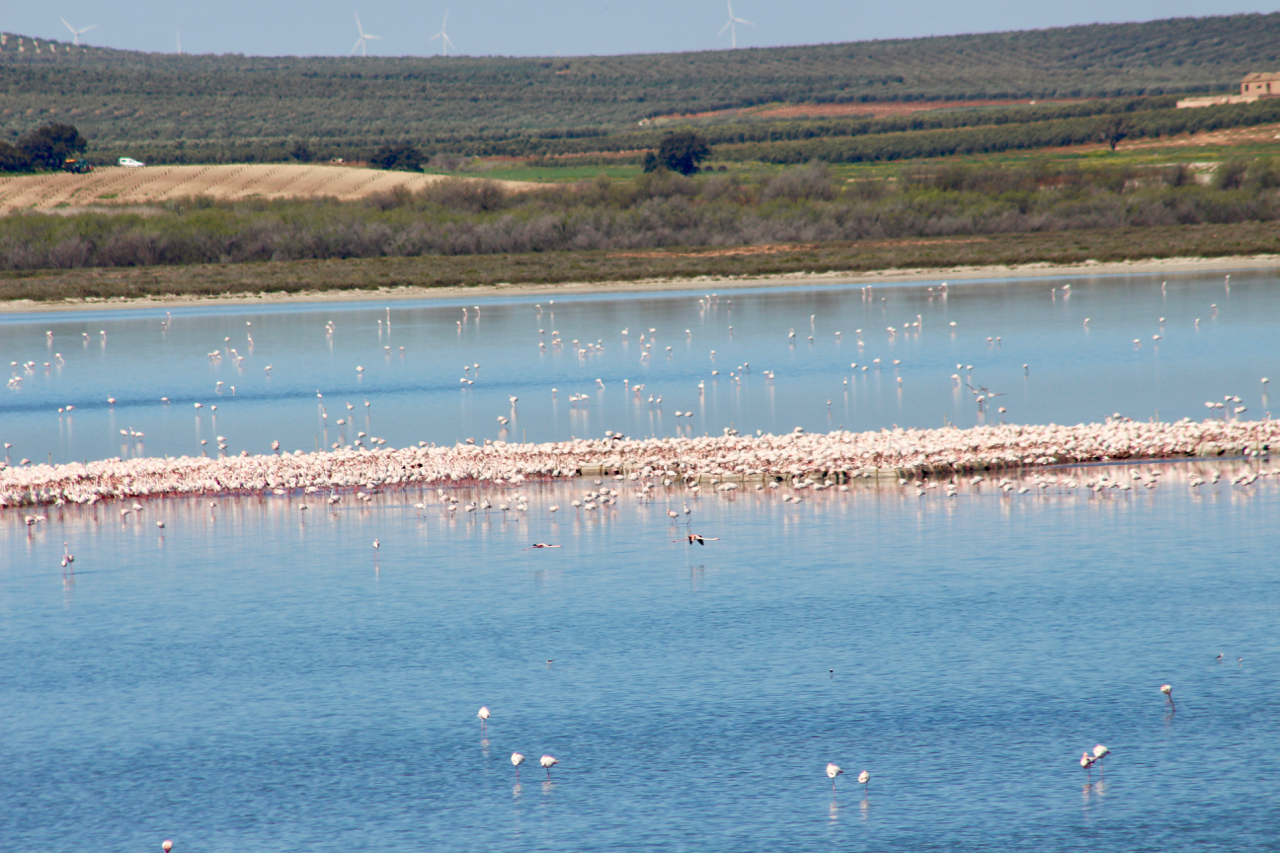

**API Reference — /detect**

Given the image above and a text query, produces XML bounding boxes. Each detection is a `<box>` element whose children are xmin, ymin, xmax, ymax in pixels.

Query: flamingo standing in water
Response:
<box><xmin>477</xmin><ymin>706</ymin><xmax>490</xmax><ymax>733</ymax></box>
<box><xmin>858</xmin><ymin>770</ymin><xmax>870</xmax><ymax>795</ymax></box>
<box><xmin>511</xmin><ymin>752</ymin><xmax>525</xmax><ymax>780</ymax></box>
<box><xmin>1161</xmin><ymin>683</ymin><xmax>1175</xmax><ymax>709</ymax></box>
<box><xmin>540</xmin><ymin>754</ymin><xmax>558</xmax><ymax>779</ymax></box>
<box><xmin>826</xmin><ymin>762</ymin><xmax>843</xmax><ymax>792</ymax></box>
<box><xmin>1092</xmin><ymin>744</ymin><xmax>1111</xmax><ymax>777</ymax></box>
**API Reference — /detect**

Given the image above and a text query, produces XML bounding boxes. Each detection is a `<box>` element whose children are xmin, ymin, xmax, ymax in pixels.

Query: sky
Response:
<box><xmin>10</xmin><ymin>1</ymin><xmax>1278</xmax><ymax>58</ymax></box>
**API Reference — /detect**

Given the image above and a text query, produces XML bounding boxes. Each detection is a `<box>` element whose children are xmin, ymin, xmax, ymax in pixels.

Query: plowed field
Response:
<box><xmin>0</xmin><ymin>164</ymin><xmax>538</xmax><ymax>212</ymax></box>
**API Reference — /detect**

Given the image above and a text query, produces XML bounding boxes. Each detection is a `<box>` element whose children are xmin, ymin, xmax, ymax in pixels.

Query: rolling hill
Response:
<box><xmin>1</xmin><ymin>13</ymin><xmax>1278</xmax><ymax>165</ymax></box>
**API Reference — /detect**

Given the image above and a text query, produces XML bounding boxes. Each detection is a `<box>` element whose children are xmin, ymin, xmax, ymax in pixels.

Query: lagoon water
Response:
<box><xmin>2</xmin><ymin>268</ymin><xmax>1279</xmax><ymax>852</ymax></box>
<box><xmin>2</xmin><ymin>469</ymin><xmax>1278</xmax><ymax>852</ymax></box>
<box><xmin>0</xmin><ymin>269</ymin><xmax>1277</xmax><ymax>464</ymax></box>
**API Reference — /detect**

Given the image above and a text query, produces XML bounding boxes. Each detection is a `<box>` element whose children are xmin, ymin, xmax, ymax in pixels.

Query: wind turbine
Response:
<box><xmin>352</xmin><ymin>12</ymin><xmax>383</xmax><ymax>56</ymax></box>
<box><xmin>431</xmin><ymin>10</ymin><xmax>453</xmax><ymax>57</ymax></box>
<box><xmin>717</xmin><ymin>1</ymin><xmax>752</xmax><ymax>49</ymax></box>
<box><xmin>60</xmin><ymin>16</ymin><xmax>97</xmax><ymax>46</ymax></box>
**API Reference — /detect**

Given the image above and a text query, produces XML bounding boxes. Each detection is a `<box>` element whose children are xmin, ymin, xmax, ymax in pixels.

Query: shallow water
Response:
<box><xmin>1</xmin><ymin>462</ymin><xmax>1277</xmax><ymax>852</ymax></box>
<box><xmin>1</xmin><ymin>268</ymin><xmax>1277</xmax><ymax>465</ymax></box>
<box><xmin>2</xmin><ymin>269</ymin><xmax>1279</xmax><ymax>852</ymax></box>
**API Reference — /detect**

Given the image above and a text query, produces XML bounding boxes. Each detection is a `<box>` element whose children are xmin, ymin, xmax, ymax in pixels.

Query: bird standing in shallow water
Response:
<box><xmin>478</xmin><ymin>706</ymin><xmax>490</xmax><ymax>733</ymax></box>
<box><xmin>1092</xmin><ymin>744</ymin><xmax>1111</xmax><ymax>777</ymax></box>
<box><xmin>1161</xmin><ymin>683</ymin><xmax>1174</xmax><ymax>710</ymax></box>
<box><xmin>541</xmin><ymin>754</ymin><xmax>558</xmax><ymax>779</ymax></box>
<box><xmin>826</xmin><ymin>762</ymin><xmax>843</xmax><ymax>792</ymax></box>
<box><xmin>511</xmin><ymin>752</ymin><xmax>525</xmax><ymax>780</ymax></box>
<box><xmin>858</xmin><ymin>770</ymin><xmax>870</xmax><ymax>795</ymax></box>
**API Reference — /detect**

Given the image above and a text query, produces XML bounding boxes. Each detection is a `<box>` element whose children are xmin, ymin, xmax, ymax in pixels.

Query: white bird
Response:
<box><xmin>1091</xmin><ymin>744</ymin><xmax>1111</xmax><ymax>778</ymax></box>
<box><xmin>857</xmin><ymin>769</ymin><xmax>870</xmax><ymax>792</ymax></box>
<box><xmin>478</xmin><ymin>706</ymin><xmax>490</xmax><ymax>732</ymax></box>
<box><xmin>372</xmin><ymin>539</ymin><xmax>380</xmax><ymax>550</ymax></box>
<box><xmin>511</xmin><ymin>752</ymin><xmax>525</xmax><ymax>779</ymax></box>
<box><xmin>540</xmin><ymin>754</ymin><xmax>558</xmax><ymax>779</ymax></box>
<box><xmin>826</xmin><ymin>762</ymin><xmax>843</xmax><ymax>791</ymax></box>
<box><xmin>1161</xmin><ymin>683</ymin><xmax>1174</xmax><ymax>709</ymax></box>
<box><xmin>155</xmin><ymin>520</ymin><xmax>165</xmax><ymax>530</ymax></box>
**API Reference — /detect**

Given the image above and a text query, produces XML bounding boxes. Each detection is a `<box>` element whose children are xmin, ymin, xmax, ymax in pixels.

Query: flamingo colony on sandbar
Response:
<box><xmin>2</xmin><ymin>417</ymin><xmax>1277</xmax><ymax>510</ymax></box>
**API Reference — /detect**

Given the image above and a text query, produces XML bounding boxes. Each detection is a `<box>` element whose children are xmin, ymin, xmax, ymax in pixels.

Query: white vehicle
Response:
<box><xmin>118</xmin><ymin>157</ymin><xmax>145</xmax><ymax>167</ymax></box>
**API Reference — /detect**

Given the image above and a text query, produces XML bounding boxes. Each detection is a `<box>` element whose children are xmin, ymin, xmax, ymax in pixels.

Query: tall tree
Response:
<box><xmin>644</xmin><ymin>131</ymin><xmax>711</xmax><ymax>175</ymax></box>
<box><xmin>18</xmin><ymin>123</ymin><xmax>87</xmax><ymax>170</ymax></box>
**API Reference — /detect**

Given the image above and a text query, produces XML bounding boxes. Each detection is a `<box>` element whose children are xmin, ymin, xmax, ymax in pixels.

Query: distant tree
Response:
<box><xmin>644</xmin><ymin>131</ymin><xmax>711</xmax><ymax>175</ymax></box>
<box><xmin>1098</xmin><ymin>116</ymin><xmax>1129</xmax><ymax>151</ymax></box>
<box><xmin>0</xmin><ymin>141</ymin><xmax>30</xmax><ymax>173</ymax></box>
<box><xmin>18</xmin><ymin>123</ymin><xmax>87</xmax><ymax>171</ymax></box>
<box><xmin>368</xmin><ymin>143</ymin><xmax>424</xmax><ymax>172</ymax></box>
<box><xmin>288</xmin><ymin>141</ymin><xmax>313</xmax><ymax>163</ymax></box>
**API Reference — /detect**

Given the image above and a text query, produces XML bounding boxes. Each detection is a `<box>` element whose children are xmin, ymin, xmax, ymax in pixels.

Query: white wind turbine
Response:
<box><xmin>60</xmin><ymin>16</ymin><xmax>97</xmax><ymax>46</ymax></box>
<box><xmin>352</xmin><ymin>12</ymin><xmax>383</xmax><ymax>56</ymax></box>
<box><xmin>717</xmin><ymin>0</ymin><xmax>752</xmax><ymax>49</ymax></box>
<box><xmin>431</xmin><ymin>10</ymin><xmax>453</xmax><ymax>56</ymax></box>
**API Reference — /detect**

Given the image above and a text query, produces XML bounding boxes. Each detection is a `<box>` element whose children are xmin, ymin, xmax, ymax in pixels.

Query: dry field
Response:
<box><xmin>0</xmin><ymin>163</ymin><xmax>538</xmax><ymax>212</ymax></box>
<box><xmin>650</xmin><ymin>98</ymin><xmax>1081</xmax><ymax>124</ymax></box>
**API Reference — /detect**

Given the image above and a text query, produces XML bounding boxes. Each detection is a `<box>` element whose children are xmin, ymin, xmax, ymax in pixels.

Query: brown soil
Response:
<box><xmin>0</xmin><ymin>163</ymin><xmax>539</xmax><ymax>212</ymax></box>
<box><xmin>650</xmin><ymin>98</ymin><xmax>1083</xmax><ymax>123</ymax></box>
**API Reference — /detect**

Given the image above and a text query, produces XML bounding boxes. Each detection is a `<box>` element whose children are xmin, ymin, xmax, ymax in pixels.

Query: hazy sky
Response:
<box><xmin>12</xmin><ymin>1</ymin><xmax>1276</xmax><ymax>58</ymax></box>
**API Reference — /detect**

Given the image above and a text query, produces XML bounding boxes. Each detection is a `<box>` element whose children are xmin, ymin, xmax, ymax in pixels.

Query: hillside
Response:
<box><xmin>1</xmin><ymin>13</ymin><xmax>1278</xmax><ymax>164</ymax></box>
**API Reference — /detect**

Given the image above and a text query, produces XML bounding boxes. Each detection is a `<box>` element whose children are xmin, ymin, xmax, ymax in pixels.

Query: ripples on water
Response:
<box><xmin>2</xmin><ymin>461</ymin><xmax>1277</xmax><ymax>851</ymax></box>
<box><xmin>1</xmin><ymin>269</ymin><xmax>1276</xmax><ymax>464</ymax></box>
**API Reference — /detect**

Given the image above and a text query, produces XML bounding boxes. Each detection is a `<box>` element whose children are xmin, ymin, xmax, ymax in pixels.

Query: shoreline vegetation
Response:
<box><xmin>2</xmin><ymin>419</ymin><xmax>1274</xmax><ymax>510</ymax></box>
<box><xmin>3</xmin><ymin>155</ymin><xmax>1280</xmax><ymax>306</ymax></box>
<box><xmin>2</xmin><ymin>222</ymin><xmax>1278</xmax><ymax>309</ymax></box>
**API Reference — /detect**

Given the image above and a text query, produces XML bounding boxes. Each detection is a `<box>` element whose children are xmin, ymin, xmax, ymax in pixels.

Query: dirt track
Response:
<box><xmin>0</xmin><ymin>164</ymin><xmax>538</xmax><ymax>212</ymax></box>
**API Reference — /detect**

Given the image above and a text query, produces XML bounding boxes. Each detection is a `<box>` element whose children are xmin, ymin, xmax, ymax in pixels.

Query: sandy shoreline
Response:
<box><xmin>1</xmin><ymin>254</ymin><xmax>1276</xmax><ymax>315</ymax></box>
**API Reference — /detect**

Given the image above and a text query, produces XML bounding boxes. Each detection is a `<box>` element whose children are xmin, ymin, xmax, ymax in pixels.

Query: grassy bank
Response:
<box><xmin>3</xmin><ymin>221</ymin><xmax>1277</xmax><ymax>304</ymax></box>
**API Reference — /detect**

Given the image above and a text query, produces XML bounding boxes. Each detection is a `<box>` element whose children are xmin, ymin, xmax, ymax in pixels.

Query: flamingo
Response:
<box><xmin>540</xmin><ymin>754</ymin><xmax>558</xmax><ymax>779</ymax></box>
<box><xmin>372</xmin><ymin>538</ymin><xmax>380</xmax><ymax>550</ymax></box>
<box><xmin>675</xmin><ymin>534</ymin><xmax>719</xmax><ymax>545</ymax></box>
<box><xmin>1161</xmin><ymin>683</ymin><xmax>1174</xmax><ymax>709</ymax></box>
<box><xmin>162</xmin><ymin>842</ymin><xmax>173</xmax><ymax>853</ymax></box>
<box><xmin>826</xmin><ymin>762</ymin><xmax>843</xmax><ymax>792</ymax></box>
<box><xmin>1092</xmin><ymin>744</ymin><xmax>1111</xmax><ymax>777</ymax></box>
<box><xmin>524</xmin><ymin>543</ymin><xmax>562</xmax><ymax>550</ymax></box>
<box><xmin>478</xmin><ymin>706</ymin><xmax>490</xmax><ymax>733</ymax></box>
<box><xmin>1080</xmin><ymin>752</ymin><xmax>1096</xmax><ymax>780</ymax></box>
<box><xmin>858</xmin><ymin>769</ymin><xmax>870</xmax><ymax>794</ymax></box>
<box><xmin>511</xmin><ymin>752</ymin><xmax>525</xmax><ymax>780</ymax></box>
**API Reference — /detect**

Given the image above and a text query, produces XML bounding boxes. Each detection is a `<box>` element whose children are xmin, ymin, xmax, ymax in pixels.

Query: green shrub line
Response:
<box><xmin>3</xmin><ymin>159</ymin><xmax>1280</xmax><ymax>272</ymax></box>
<box><xmin>4</xmin><ymin>221</ymin><xmax>1279</xmax><ymax>304</ymax></box>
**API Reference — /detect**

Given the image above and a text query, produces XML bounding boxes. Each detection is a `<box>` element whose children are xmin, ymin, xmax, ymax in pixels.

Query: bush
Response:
<box><xmin>368</xmin><ymin>143</ymin><xmax>424</xmax><ymax>172</ymax></box>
